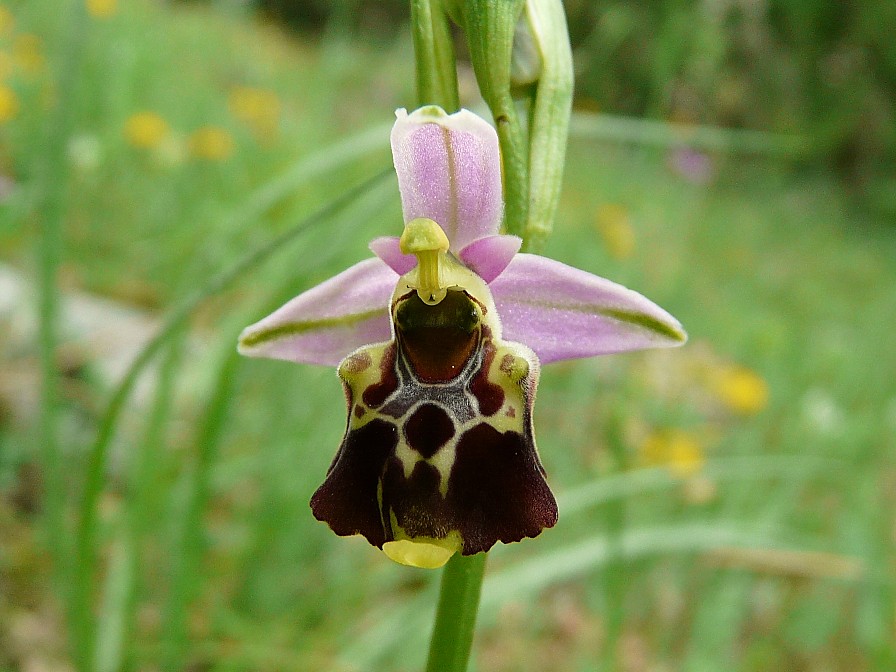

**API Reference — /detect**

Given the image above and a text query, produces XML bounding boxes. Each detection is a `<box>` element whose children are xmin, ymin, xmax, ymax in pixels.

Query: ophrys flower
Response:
<box><xmin>239</xmin><ymin>106</ymin><xmax>686</xmax><ymax>568</ymax></box>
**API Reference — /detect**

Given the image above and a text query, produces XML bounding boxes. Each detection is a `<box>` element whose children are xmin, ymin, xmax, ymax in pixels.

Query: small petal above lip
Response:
<box><xmin>391</xmin><ymin>106</ymin><xmax>503</xmax><ymax>253</ymax></box>
<box><xmin>490</xmin><ymin>253</ymin><xmax>687</xmax><ymax>363</ymax></box>
<box><xmin>369</xmin><ymin>236</ymin><xmax>417</xmax><ymax>275</ymax></box>
<box><xmin>238</xmin><ymin>258</ymin><xmax>396</xmax><ymax>366</ymax></box>
<box><xmin>458</xmin><ymin>234</ymin><xmax>522</xmax><ymax>283</ymax></box>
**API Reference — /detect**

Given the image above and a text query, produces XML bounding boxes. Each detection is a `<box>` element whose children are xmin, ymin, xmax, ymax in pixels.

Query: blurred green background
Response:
<box><xmin>1</xmin><ymin>1</ymin><xmax>894</xmax><ymax>671</ymax></box>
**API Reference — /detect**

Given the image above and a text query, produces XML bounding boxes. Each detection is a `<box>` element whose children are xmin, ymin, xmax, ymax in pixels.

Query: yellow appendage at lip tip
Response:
<box><xmin>382</xmin><ymin>537</ymin><xmax>460</xmax><ymax>569</ymax></box>
<box><xmin>400</xmin><ymin>218</ymin><xmax>450</xmax><ymax>306</ymax></box>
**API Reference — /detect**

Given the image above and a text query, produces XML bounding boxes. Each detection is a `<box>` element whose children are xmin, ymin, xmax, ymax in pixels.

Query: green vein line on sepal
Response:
<box><xmin>518</xmin><ymin>299</ymin><xmax>687</xmax><ymax>342</ymax></box>
<box><xmin>601</xmin><ymin>307</ymin><xmax>687</xmax><ymax>342</ymax></box>
<box><xmin>239</xmin><ymin>309</ymin><xmax>385</xmax><ymax>349</ymax></box>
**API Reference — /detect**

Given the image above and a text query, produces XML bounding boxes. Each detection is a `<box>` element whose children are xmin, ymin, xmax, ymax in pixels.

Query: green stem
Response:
<box><xmin>425</xmin><ymin>553</ymin><xmax>487</xmax><ymax>672</ymax></box>
<box><xmin>460</xmin><ymin>0</ymin><xmax>529</xmax><ymax>238</ymax></box>
<box><xmin>493</xmin><ymin>107</ymin><xmax>530</xmax><ymax>239</ymax></box>
<box><xmin>36</xmin><ymin>73</ymin><xmax>67</xmax><ymax>581</ymax></box>
<box><xmin>161</xmin><ymin>347</ymin><xmax>241</xmax><ymax>669</ymax></box>
<box><xmin>35</xmin><ymin>1</ymin><xmax>87</xmax><ymax>664</ymax></box>
<box><xmin>521</xmin><ymin>0</ymin><xmax>573</xmax><ymax>253</ymax></box>
<box><xmin>93</xmin><ymin>333</ymin><xmax>185</xmax><ymax>672</ymax></box>
<box><xmin>408</xmin><ymin>3</ymin><xmax>536</xmax><ymax>670</ymax></box>
<box><xmin>411</xmin><ymin>0</ymin><xmax>460</xmax><ymax>112</ymax></box>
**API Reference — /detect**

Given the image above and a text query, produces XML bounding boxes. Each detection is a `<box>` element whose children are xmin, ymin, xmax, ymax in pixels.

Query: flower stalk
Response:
<box><xmin>410</xmin><ymin>0</ymin><xmax>460</xmax><ymax>112</ymax></box>
<box><xmin>444</xmin><ymin>0</ymin><xmax>574</xmax><ymax>252</ymax></box>
<box><xmin>411</xmin><ymin>2</ymin><xmax>570</xmax><ymax>664</ymax></box>
<box><xmin>425</xmin><ymin>552</ymin><xmax>488</xmax><ymax>672</ymax></box>
<box><xmin>410</xmin><ymin>7</ymin><xmax>495</xmax><ymax>671</ymax></box>
<box><xmin>518</xmin><ymin>0</ymin><xmax>573</xmax><ymax>252</ymax></box>
<box><xmin>457</xmin><ymin>0</ymin><xmax>530</xmax><ymax>240</ymax></box>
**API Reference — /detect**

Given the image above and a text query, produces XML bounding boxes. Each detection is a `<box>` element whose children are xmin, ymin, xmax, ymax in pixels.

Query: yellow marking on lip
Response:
<box><xmin>382</xmin><ymin>531</ymin><xmax>462</xmax><ymax>569</ymax></box>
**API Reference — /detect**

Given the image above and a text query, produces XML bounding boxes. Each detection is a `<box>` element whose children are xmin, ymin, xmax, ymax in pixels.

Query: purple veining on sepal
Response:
<box><xmin>391</xmin><ymin>107</ymin><xmax>503</xmax><ymax>253</ymax></box>
<box><xmin>489</xmin><ymin>254</ymin><xmax>687</xmax><ymax>364</ymax></box>
<box><xmin>238</xmin><ymin>258</ymin><xmax>396</xmax><ymax>366</ymax></box>
<box><xmin>369</xmin><ymin>236</ymin><xmax>417</xmax><ymax>275</ymax></box>
<box><xmin>459</xmin><ymin>234</ymin><xmax>522</xmax><ymax>283</ymax></box>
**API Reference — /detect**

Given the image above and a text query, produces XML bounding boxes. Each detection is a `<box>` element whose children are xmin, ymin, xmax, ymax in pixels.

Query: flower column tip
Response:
<box><xmin>399</xmin><ymin>218</ymin><xmax>451</xmax><ymax>305</ymax></box>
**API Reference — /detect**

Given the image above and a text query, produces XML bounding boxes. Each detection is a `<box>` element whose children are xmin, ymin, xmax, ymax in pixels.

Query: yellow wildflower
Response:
<box><xmin>0</xmin><ymin>84</ymin><xmax>18</xmax><ymax>123</ymax></box>
<box><xmin>14</xmin><ymin>34</ymin><xmax>44</xmax><ymax>75</ymax></box>
<box><xmin>714</xmin><ymin>366</ymin><xmax>769</xmax><ymax>415</ymax></box>
<box><xmin>640</xmin><ymin>429</ymin><xmax>705</xmax><ymax>477</ymax></box>
<box><xmin>594</xmin><ymin>203</ymin><xmax>635</xmax><ymax>260</ymax></box>
<box><xmin>189</xmin><ymin>126</ymin><xmax>234</xmax><ymax>161</ymax></box>
<box><xmin>124</xmin><ymin>112</ymin><xmax>170</xmax><ymax>149</ymax></box>
<box><xmin>86</xmin><ymin>0</ymin><xmax>118</xmax><ymax>19</ymax></box>
<box><xmin>228</xmin><ymin>86</ymin><xmax>280</xmax><ymax>139</ymax></box>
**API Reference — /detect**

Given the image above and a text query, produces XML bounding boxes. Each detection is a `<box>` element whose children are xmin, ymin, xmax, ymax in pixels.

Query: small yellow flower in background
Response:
<box><xmin>594</xmin><ymin>203</ymin><xmax>636</xmax><ymax>260</ymax></box>
<box><xmin>124</xmin><ymin>111</ymin><xmax>170</xmax><ymax>149</ymax></box>
<box><xmin>13</xmin><ymin>34</ymin><xmax>45</xmax><ymax>75</ymax></box>
<box><xmin>189</xmin><ymin>125</ymin><xmax>234</xmax><ymax>161</ymax></box>
<box><xmin>640</xmin><ymin>429</ymin><xmax>705</xmax><ymax>477</ymax></box>
<box><xmin>228</xmin><ymin>86</ymin><xmax>280</xmax><ymax>139</ymax></box>
<box><xmin>0</xmin><ymin>6</ymin><xmax>14</xmax><ymax>35</ymax></box>
<box><xmin>86</xmin><ymin>0</ymin><xmax>118</xmax><ymax>19</ymax></box>
<box><xmin>714</xmin><ymin>366</ymin><xmax>769</xmax><ymax>415</ymax></box>
<box><xmin>0</xmin><ymin>84</ymin><xmax>18</xmax><ymax>123</ymax></box>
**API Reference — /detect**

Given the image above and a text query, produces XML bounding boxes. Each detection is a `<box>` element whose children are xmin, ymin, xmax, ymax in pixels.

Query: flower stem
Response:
<box><xmin>425</xmin><ymin>552</ymin><xmax>487</xmax><ymax>672</ymax></box>
<box><xmin>35</xmin><ymin>1</ymin><xmax>88</xmax><ymax>666</ymax></box>
<box><xmin>521</xmin><ymin>0</ymin><xmax>573</xmax><ymax>254</ymax></box>
<box><xmin>411</xmin><ymin>0</ymin><xmax>460</xmax><ymax>112</ymax></box>
<box><xmin>460</xmin><ymin>0</ymin><xmax>529</xmax><ymax>239</ymax></box>
<box><xmin>410</xmin><ymin>5</ymin><xmax>496</xmax><ymax>671</ymax></box>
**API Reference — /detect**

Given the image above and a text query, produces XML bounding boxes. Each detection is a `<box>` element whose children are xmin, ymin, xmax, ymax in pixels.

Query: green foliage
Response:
<box><xmin>566</xmin><ymin>0</ymin><xmax>896</xmax><ymax>201</ymax></box>
<box><xmin>256</xmin><ymin>0</ymin><xmax>895</xmax><ymax>205</ymax></box>
<box><xmin>252</xmin><ymin>0</ymin><xmax>896</xmax><ymax>207</ymax></box>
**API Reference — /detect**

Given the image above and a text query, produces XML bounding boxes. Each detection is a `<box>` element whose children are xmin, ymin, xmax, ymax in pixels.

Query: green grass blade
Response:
<box><xmin>558</xmin><ymin>455</ymin><xmax>848</xmax><ymax>516</ymax></box>
<box><xmin>341</xmin><ymin>522</ymin><xmax>817</xmax><ymax>671</ymax></box>
<box><xmin>483</xmin><ymin>524</ymin><xmax>784</xmax><ymax>602</ymax></box>
<box><xmin>93</xmin><ymin>335</ymin><xmax>186</xmax><ymax>672</ymax></box>
<box><xmin>70</xmin><ymin>166</ymin><xmax>391</xmax><ymax>670</ymax></box>
<box><xmin>161</xmin><ymin>347</ymin><xmax>241</xmax><ymax>669</ymax></box>
<box><xmin>93</xmin><ymin>540</ymin><xmax>134</xmax><ymax>672</ymax></box>
<box><xmin>32</xmin><ymin>1</ymin><xmax>90</xmax><ymax>666</ymax></box>
<box><xmin>569</xmin><ymin>112</ymin><xmax>810</xmax><ymax>157</ymax></box>
<box><xmin>219</xmin><ymin>123</ymin><xmax>391</xmax><ymax>237</ymax></box>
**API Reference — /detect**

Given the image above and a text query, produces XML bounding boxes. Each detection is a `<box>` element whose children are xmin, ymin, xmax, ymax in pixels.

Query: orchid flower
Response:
<box><xmin>238</xmin><ymin>106</ymin><xmax>686</xmax><ymax>569</ymax></box>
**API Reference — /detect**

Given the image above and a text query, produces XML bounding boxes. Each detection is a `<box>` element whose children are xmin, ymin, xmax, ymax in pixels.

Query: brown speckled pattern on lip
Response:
<box><xmin>310</xmin><ymin>290</ymin><xmax>557</xmax><ymax>555</ymax></box>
